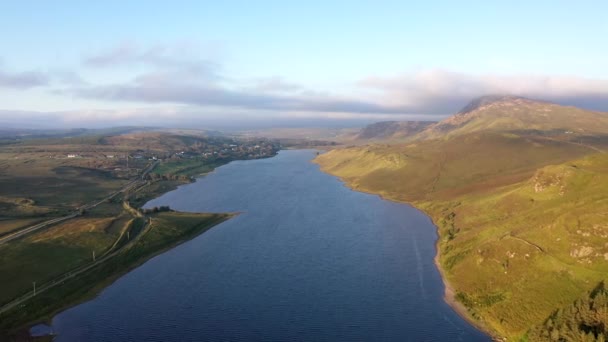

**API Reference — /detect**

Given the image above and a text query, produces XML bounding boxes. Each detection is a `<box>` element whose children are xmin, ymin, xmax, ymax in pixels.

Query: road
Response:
<box><xmin>0</xmin><ymin>161</ymin><xmax>159</xmax><ymax>314</ymax></box>
<box><xmin>0</xmin><ymin>160</ymin><xmax>159</xmax><ymax>246</ymax></box>
<box><xmin>0</xmin><ymin>217</ymin><xmax>152</xmax><ymax>315</ymax></box>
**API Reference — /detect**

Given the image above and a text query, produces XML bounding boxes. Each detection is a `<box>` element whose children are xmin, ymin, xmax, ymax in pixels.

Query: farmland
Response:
<box><xmin>0</xmin><ymin>129</ymin><xmax>278</xmax><ymax>337</ymax></box>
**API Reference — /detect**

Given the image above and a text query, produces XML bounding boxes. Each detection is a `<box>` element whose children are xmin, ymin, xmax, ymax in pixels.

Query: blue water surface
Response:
<box><xmin>51</xmin><ymin>150</ymin><xmax>489</xmax><ymax>341</ymax></box>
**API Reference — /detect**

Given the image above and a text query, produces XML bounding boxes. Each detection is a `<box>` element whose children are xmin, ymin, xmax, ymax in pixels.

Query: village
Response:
<box><xmin>32</xmin><ymin>136</ymin><xmax>282</xmax><ymax>179</ymax></box>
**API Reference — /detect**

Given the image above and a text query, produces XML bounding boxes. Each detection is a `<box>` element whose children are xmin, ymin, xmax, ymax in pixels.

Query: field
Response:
<box><xmin>0</xmin><ymin>219</ymin><xmax>46</xmax><ymax>237</ymax></box>
<box><xmin>0</xmin><ymin>217</ymin><xmax>129</xmax><ymax>305</ymax></box>
<box><xmin>151</xmin><ymin>158</ymin><xmax>224</xmax><ymax>177</ymax></box>
<box><xmin>0</xmin><ymin>212</ymin><xmax>233</xmax><ymax>335</ymax></box>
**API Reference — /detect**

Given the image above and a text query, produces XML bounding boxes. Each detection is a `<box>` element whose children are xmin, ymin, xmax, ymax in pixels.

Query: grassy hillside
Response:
<box><xmin>421</xmin><ymin>153</ymin><xmax>608</xmax><ymax>338</ymax></box>
<box><xmin>315</xmin><ymin>97</ymin><xmax>608</xmax><ymax>340</ymax></box>
<box><xmin>415</xmin><ymin>96</ymin><xmax>608</xmax><ymax>141</ymax></box>
<box><xmin>317</xmin><ymin>132</ymin><xmax>591</xmax><ymax>202</ymax></box>
<box><xmin>354</xmin><ymin>121</ymin><xmax>435</xmax><ymax>141</ymax></box>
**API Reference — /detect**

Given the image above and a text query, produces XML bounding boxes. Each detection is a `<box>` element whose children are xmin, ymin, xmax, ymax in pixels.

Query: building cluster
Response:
<box><xmin>195</xmin><ymin>139</ymin><xmax>279</xmax><ymax>160</ymax></box>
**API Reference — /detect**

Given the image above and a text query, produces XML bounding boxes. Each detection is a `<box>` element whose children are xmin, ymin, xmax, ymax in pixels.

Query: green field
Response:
<box><xmin>0</xmin><ymin>212</ymin><xmax>233</xmax><ymax>335</ymax></box>
<box><xmin>0</xmin><ymin>216</ymin><xmax>130</xmax><ymax>305</ymax></box>
<box><xmin>151</xmin><ymin>158</ymin><xmax>225</xmax><ymax>177</ymax></box>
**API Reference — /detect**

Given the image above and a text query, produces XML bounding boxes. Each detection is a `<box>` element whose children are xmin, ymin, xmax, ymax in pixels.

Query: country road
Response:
<box><xmin>0</xmin><ymin>160</ymin><xmax>159</xmax><ymax>246</ymax></box>
<box><xmin>0</xmin><ymin>217</ymin><xmax>152</xmax><ymax>315</ymax></box>
<box><xmin>0</xmin><ymin>161</ymin><xmax>162</xmax><ymax>315</ymax></box>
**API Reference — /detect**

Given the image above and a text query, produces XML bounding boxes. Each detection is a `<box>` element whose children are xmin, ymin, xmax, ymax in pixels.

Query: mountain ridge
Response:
<box><xmin>354</xmin><ymin>120</ymin><xmax>435</xmax><ymax>140</ymax></box>
<box><xmin>413</xmin><ymin>95</ymin><xmax>608</xmax><ymax>141</ymax></box>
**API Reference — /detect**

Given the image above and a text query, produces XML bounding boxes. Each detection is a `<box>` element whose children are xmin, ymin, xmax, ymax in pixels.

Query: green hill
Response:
<box><xmin>315</xmin><ymin>97</ymin><xmax>608</xmax><ymax>340</ymax></box>
<box><xmin>416</xmin><ymin>95</ymin><xmax>608</xmax><ymax>141</ymax></box>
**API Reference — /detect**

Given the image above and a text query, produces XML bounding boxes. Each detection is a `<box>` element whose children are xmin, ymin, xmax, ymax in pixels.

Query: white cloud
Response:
<box><xmin>358</xmin><ymin>69</ymin><xmax>608</xmax><ymax>113</ymax></box>
<box><xmin>0</xmin><ymin>69</ymin><xmax>49</xmax><ymax>89</ymax></box>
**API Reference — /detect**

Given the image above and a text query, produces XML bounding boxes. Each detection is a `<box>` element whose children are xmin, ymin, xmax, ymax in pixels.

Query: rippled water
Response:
<box><xmin>51</xmin><ymin>150</ymin><xmax>489</xmax><ymax>341</ymax></box>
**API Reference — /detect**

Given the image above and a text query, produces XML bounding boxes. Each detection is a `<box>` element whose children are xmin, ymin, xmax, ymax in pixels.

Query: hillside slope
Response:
<box><xmin>315</xmin><ymin>97</ymin><xmax>608</xmax><ymax>340</ymax></box>
<box><xmin>355</xmin><ymin>121</ymin><xmax>435</xmax><ymax>140</ymax></box>
<box><xmin>415</xmin><ymin>95</ymin><xmax>608</xmax><ymax>141</ymax></box>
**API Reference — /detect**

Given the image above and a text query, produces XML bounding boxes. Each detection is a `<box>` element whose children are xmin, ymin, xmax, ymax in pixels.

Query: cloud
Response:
<box><xmin>11</xmin><ymin>39</ymin><xmax>608</xmax><ymax>125</ymax></box>
<box><xmin>0</xmin><ymin>70</ymin><xmax>49</xmax><ymax>89</ymax></box>
<box><xmin>358</xmin><ymin>69</ymin><xmax>608</xmax><ymax>113</ymax></box>
<box><xmin>77</xmin><ymin>43</ymin><xmax>414</xmax><ymax>115</ymax></box>
<box><xmin>51</xmin><ymin>70</ymin><xmax>88</xmax><ymax>86</ymax></box>
<box><xmin>83</xmin><ymin>42</ymin><xmax>221</xmax><ymax>81</ymax></box>
<box><xmin>0</xmin><ymin>106</ymin><xmax>431</xmax><ymax>130</ymax></box>
<box><xmin>0</xmin><ymin>66</ymin><xmax>86</xmax><ymax>90</ymax></box>
<box><xmin>72</xmin><ymin>55</ymin><xmax>608</xmax><ymax>118</ymax></box>
<box><xmin>83</xmin><ymin>42</ymin><xmax>191</xmax><ymax>67</ymax></box>
<box><xmin>250</xmin><ymin>77</ymin><xmax>303</xmax><ymax>93</ymax></box>
<box><xmin>78</xmin><ymin>43</ymin><xmax>608</xmax><ymax>117</ymax></box>
<box><xmin>83</xmin><ymin>43</ymin><xmax>136</xmax><ymax>67</ymax></box>
<box><xmin>73</xmin><ymin>80</ymin><xmax>406</xmax><ymax>114</ymax></box>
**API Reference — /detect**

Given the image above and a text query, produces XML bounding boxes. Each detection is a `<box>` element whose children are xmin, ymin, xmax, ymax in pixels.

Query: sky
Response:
<box><xmin>1</xmin><ymin>0</ymin><xmax>608</xmax><ymax>128</ymax></box>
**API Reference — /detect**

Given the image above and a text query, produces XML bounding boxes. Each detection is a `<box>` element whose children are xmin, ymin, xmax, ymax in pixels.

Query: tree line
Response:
<box><xmin>145</xmin><ymin>173</ymin><xmax>192</xmax><ymax>182</ymax></box>
<box><xmin>527</xmin><ymin>281</ymin><xmax>608</xmax><ymax>341</ymax></box>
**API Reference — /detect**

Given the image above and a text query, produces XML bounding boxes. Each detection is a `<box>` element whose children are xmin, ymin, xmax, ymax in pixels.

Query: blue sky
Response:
<box><xmin>1</xmin><ymin>1</ymin><xmax>607</xmax><ymax>128</ymax></box>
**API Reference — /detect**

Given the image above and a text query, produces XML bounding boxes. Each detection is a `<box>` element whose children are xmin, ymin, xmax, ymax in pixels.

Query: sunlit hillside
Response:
<box><xmin>315</xmin><ymin>97</ymin><xmax>608</xmax><ymax>339</ymax></box>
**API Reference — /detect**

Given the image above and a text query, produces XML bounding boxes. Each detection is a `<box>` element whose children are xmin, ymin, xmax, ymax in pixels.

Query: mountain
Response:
<box><xmin>315</xmin><ymin>97</ymin><xmax>608</xmax><ymax>340</ymax></box>
<box><xmin>415</xmin><ymin>95</ymin><xmax>608</xmax><ymax>140</ymax></box>
<box><xmin>355</xmin><ymin>121</ymin><xmax>435</xmax><ymax>140</ymax></box>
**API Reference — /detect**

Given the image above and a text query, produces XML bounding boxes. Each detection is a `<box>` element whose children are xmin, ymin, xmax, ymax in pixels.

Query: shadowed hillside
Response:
<box><xmin>355</xmin><ymin>121</ymin><xmax>435</xmax><ymax>140</ymax></box>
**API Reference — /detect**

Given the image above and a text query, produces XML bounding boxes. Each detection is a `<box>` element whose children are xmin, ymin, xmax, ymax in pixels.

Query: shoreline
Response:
<box><xmin>0</xmin><ymin>166</ymin><xmax>238</xmax><ymax>340</ymax></box>
<box><xmin>429</xmin><ymin>219</ymin><xmax>499</xmax><ymax>340</ymax></box>
<box><xmin>12</xmin><ymin>212</ymin><xmax>236</xmax><ymax>341</ymax></box>
<box><xmin>312</xmin><ymin>158</ymin><xmax>499</xmax><ymax>340</ymax></box>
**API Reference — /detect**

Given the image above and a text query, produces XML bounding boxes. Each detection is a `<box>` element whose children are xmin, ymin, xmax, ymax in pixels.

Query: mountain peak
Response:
<box><xmin>413</xmin><ymin>95</ymin><xmax>608</xmax><ymax>140</ymax></box>
<box><xmin>457</xmin><ymin>95</ymin><xmax>532</xmax><ymax>115</ymax></box>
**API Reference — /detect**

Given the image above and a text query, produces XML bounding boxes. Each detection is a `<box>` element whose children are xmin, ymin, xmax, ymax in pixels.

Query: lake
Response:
<box><xmin>50</xmin><ymin>149</ymin><xmax>489</xmax><ymax>341</ymax></box>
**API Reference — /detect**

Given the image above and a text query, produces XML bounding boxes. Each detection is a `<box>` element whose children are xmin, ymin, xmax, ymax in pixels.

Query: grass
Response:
<box><xmin>0</xmin><ymin>217</ymin><xmax>121</xmax><ymax>305</ymax></box>
<box><xmin>0</xmin><ymin>159</ymin><xmax>127</xmax><ymax>212</ymax></box>
<box><xmin>0</xmin><ymin>212</ymin><xmax>233</xmax><ymax>336</ymax></box>
<box><xmin>0</xmin><ymin>218</ymin><xmax>46</xmax><ymax>236</ymax></box>
<box><xmin>128</xmin><ymin>180</ymin><xmax>187</xmax><ymax>209</ymax></box>
<box><xmin>151</xmin><ymin>158</ymin><xmax>226</xmax><ymax>177</ymax></box>
<box><xmin>317</xmin><ymin>132</ymin><xmax>590</xmax><ymax>202</ymax></box>
<box><xmin>415</xmin><ymin>96</ymin><xmax>608</xmax><ymax>141</ymax></box>
<box><xmin>315</xmin><ymin>131</ymin><xmax>608</xmax><ymax>340</ymax></box>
